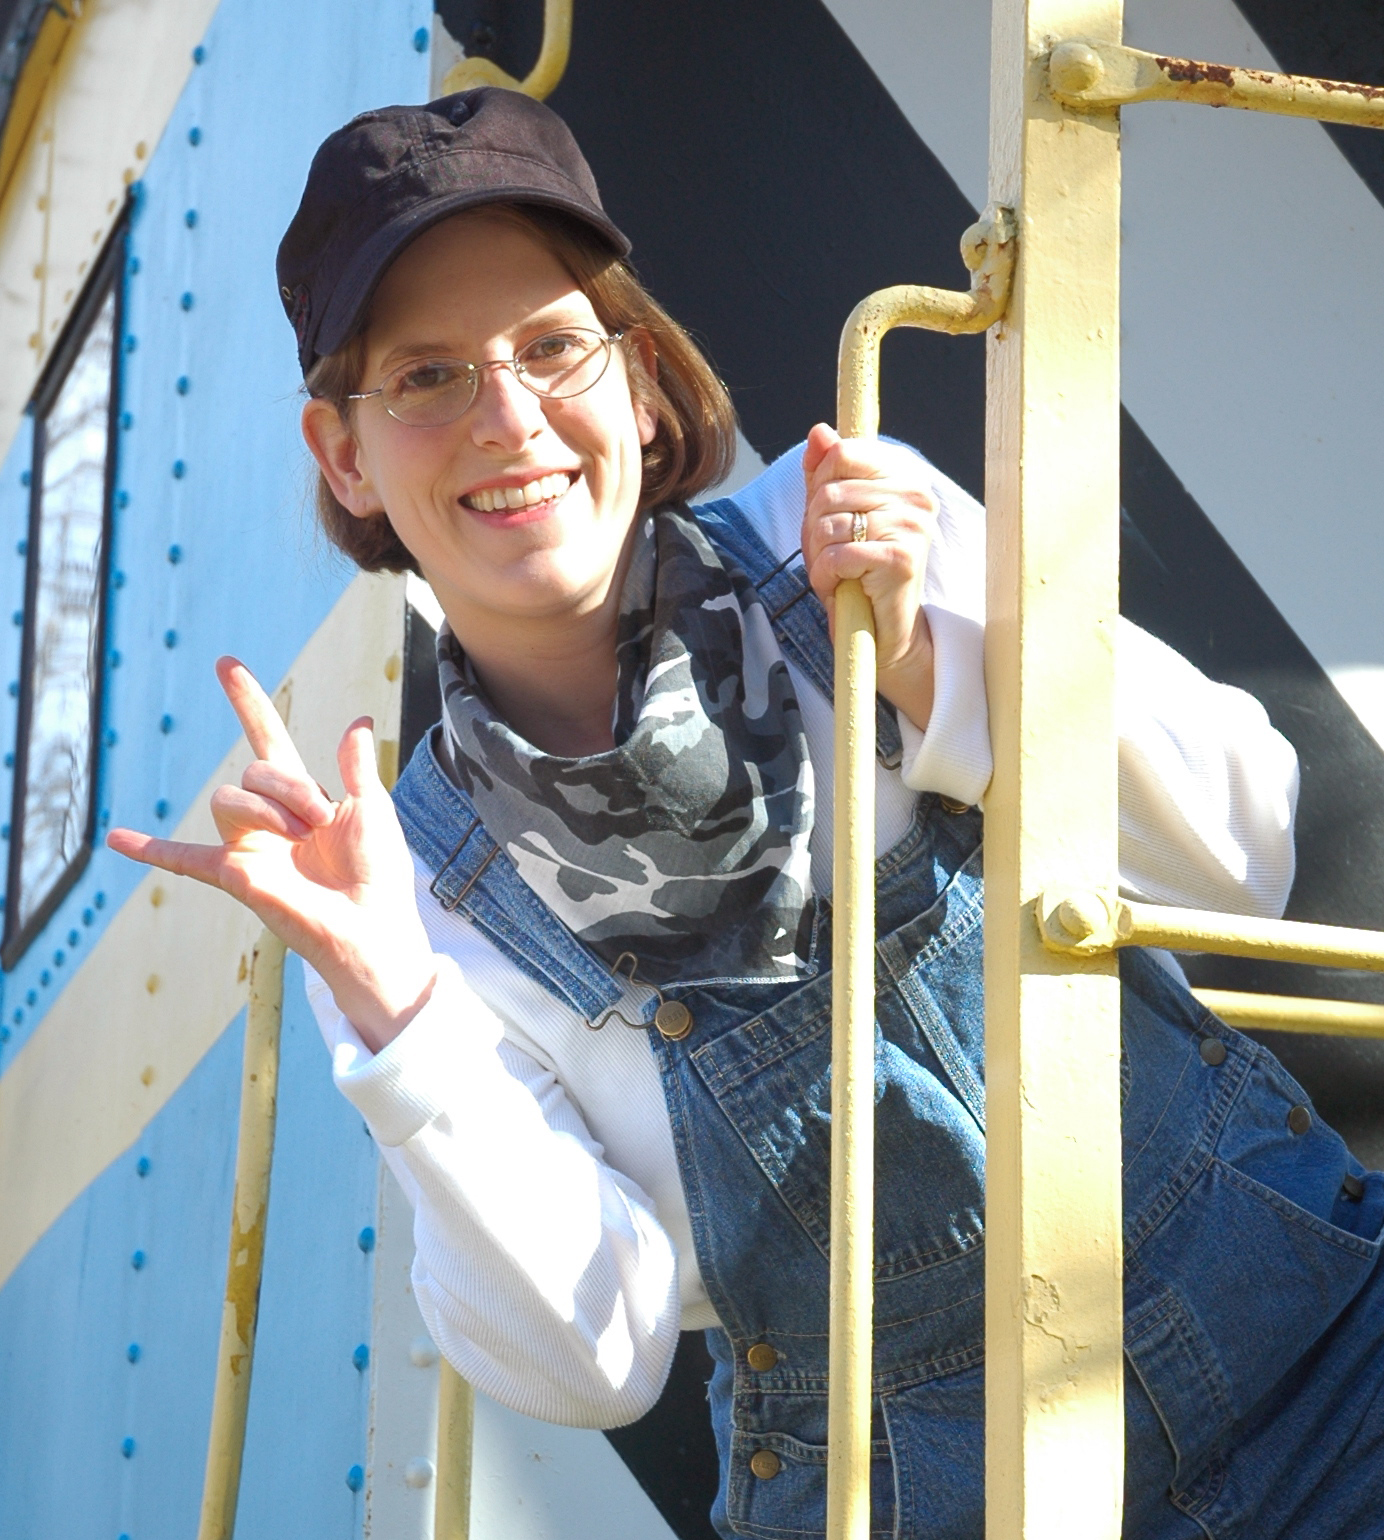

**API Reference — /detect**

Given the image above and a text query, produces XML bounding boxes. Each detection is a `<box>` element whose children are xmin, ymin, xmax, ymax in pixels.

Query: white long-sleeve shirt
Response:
<box><xmin>307</xmin><ymin>443</ymin><xmax>1299</xmax><ymax>1429</ymax></box>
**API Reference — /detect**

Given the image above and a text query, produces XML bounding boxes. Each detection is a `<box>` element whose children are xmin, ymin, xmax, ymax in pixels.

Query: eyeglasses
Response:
<box><xmin>346</xmin><ymin>327</ymin><xmax>625</xmax><ymax>427</ymax></box>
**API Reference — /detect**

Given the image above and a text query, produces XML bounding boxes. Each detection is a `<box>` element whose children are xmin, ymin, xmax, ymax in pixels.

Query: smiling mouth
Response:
<box><xmin>461</xmin><ymin>472</ymin><xmax>574</xmax><ymax>513</ymax></box>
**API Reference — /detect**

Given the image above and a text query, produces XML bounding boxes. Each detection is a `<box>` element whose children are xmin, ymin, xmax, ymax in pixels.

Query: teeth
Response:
<box><xmin>464</xmin><ymin>473</ymin><xmax>571</xmax><ymax>513</ymax></box>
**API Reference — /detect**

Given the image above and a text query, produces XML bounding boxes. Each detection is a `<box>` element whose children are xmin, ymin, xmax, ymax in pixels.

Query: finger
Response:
<box><xmin>106</xmin><ymin>828</ymin><xmax>233</xmax><ymax>888</ymax></box>
<box><xmin>211</xmin><ymin>785</ymin><xmax>314</xmax><ymax>843</ymax></box>
<box><xmin>806</xmin><ymin>478</ymin><xmax>937</xmax><ymax>522</ymax></box>
<box><xmin>242</xmin><ymin>759</ymin><xmax>334</xmax><ymax>828</ymax></box>
<box><xmin>215</xmin><ymin>656</ymin><xmax>310</xmax><ymax>773</ymax></box>
<box><xmin>802</xmin><ymin>422</ymin><xmax>838</xmax><ymax>478</ymax></box>
<box><xmin>337</xmin><ymin>716</ymin><xmax>382</xmax><ymax>800</ymax></box>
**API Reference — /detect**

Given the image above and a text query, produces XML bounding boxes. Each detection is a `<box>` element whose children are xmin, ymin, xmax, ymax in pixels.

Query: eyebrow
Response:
<box><xmin>373</xmin><ymin>306</ymin><xmax>599</xmax><ymax>376</ymax></box>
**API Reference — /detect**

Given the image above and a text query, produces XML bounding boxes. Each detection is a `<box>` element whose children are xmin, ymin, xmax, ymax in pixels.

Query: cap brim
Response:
<box><xmin>313</xmin><ymin>185</ymin><xmax>630</xmax><ymax>364</ymax></box>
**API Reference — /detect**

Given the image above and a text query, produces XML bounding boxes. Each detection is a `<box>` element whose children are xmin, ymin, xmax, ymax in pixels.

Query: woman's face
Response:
<box><xmin>309</xmin><ymin>211</ymin><xmax>655</xmax><ymax>629</ymax></box>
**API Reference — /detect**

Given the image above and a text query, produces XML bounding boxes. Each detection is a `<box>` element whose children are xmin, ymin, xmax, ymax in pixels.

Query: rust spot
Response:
<box><xmin>1157</xmin><ymin>56</ymin><xmax>1235</xmax><ymax>88</ymax></box>
<box><xmin>1317</xmin><ymin>75</ymin><xmax>1384</xmax><ymax>101</ymax></box>
<box><xmin>237</xmin><ymin>953</ymin><xmax>248</xmax><ymax>983</ymax></box>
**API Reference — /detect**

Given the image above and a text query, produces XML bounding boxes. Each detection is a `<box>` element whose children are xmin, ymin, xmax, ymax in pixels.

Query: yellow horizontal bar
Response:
<box><xmin>1194</xmin><ymin>988</ymin><xmax>1384</xmax><ymax>1039</ymax></box>
<box><xmin>1048</xmin><ymin>41</ymin><xmax>1384</xmax><ymax>130</ymax></box>
<box><xmin>1037</xmin><ymin>889</ymin><xmax>1384</xmax><ymax>973</ymax></box>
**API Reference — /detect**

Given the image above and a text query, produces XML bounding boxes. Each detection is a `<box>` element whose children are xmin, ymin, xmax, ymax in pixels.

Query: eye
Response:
<box><xmin>523</xmin><ymin>330</ymin><xmax>591</xmax><ymax>366</ymax></box>
<box><xmin>394</xmin><ymin>360</ymin><xmax>467</xmax><ymax>396</ymax></box>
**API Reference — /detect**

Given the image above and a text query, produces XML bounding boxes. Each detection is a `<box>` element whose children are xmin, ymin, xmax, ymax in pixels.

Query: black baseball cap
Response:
<box><xmin>276</xmin><ymin>87</ymin><xmax>631</xmax><ymax>375</ymax></box>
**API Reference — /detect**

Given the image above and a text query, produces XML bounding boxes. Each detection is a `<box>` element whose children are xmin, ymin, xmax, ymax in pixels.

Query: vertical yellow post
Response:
<box><xmin>984</xmin><ymin>2</ymin><xmax>1125</xmax><ymax>1537</ymax></box>
<box><xmin>434</xmin><ymin>1361</ymin><xmax>475</xmax><ymax>1538</ymax></box>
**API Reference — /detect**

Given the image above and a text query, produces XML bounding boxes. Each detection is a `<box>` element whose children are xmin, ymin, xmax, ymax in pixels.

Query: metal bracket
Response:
<box><xmin>441</xmin><ymin>0</ymin><xmax>572</xmax><ymax>101</ymax></box>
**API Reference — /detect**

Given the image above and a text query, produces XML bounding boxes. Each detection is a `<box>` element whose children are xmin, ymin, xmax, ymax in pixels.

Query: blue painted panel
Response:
<box><xmin>0</xmin><ymin>419</ymin><xmax>33</xmax><ymax>1047</ymax></box>
<box><xmin>0</xmin><ymin>969</ymin><xmax>383</xmax><ymax>1539</ymax></box>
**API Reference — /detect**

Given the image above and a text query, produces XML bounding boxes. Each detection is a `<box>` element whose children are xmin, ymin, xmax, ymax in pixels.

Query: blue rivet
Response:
<box><xmin>38</xmin><ymin>970</ymin><xmax>49</xmax><ymax>986</ymax></box>
<box><xmin>136</xmin><ymin>1155</ymin><xmax>150</xmax><ymax>1176</ymax></box>
<box><xmin>131</xmin><ymin>1249</ymin><xmax>145</xmax><ymax>1270</ymax></box>
<box><xmin>120</xmin><ymin>411</ymin><xmax>133</xmax><ymax>430</ymax></box>
<box><xmin>11</xmin><ymin>611</ymin><xmax>21</xmax><ymax>625</ymax></box>
<box><xmin>128</xmin><ymin>255</ymin><xmax>140</xmax><ymax>276</ymax></box>
<box><xmin>6</xmin><ymin>681</ymin><xmax>17</xmax><ymax>698</ymax></box>
<box><xmin>19</xmin><ymin>470</ymin><xmax>30</xmax><ymax>487</ymax></box>
<box><xmin>99</xmin><ymin>809</ymin><xmax>110</xmax><ymax>829</ymax></box>
<box><xmin>2</xmin><ymin>754</ymin><xmax>11</xmax><ymax>768</ymax></box>
<box><xmin>1</xmin><ymin>1023</ymin><xmax>11</xmax><ymax>1039</ymax></box>
<box><xmin>110</xmin><ymin>650</ymin><xmax>122</xmax><ymax>668</ymax></box>
<box><xmin>53</xmin><ymin>950</ymin><xmax>64</xmax><ymax>966</ymax></box>
<box><xmin>1</xmin><ymin>822</ymin><xmax>9</xmax><ymax>839</ymax></box>
<box><xmin>116</xmin><ymin>489</ymin><xmax>130</xmax><ymax>509</ymax></box>
<box><xmin>103</xmin><ymin>728</ymin><xmax>118</xmax><ymax>747</ymax></box>
<box><xmin>176</xmin><ymin>375</ymin><xmax>190</xmax><ymax>395</ymax></box>
<box><xmin>67</xmin><ymin>929</ymin><xmax>78</xmax><ymax>947</ymax></box>
<box><xmin>192</xmin><ymin>43</ymin><xmax>205</xmax><ymax>63</ymax></box>
<box><xmin>113</xmin><ymin>568</ymin><xmax>126</xmax><ymax>586</ymax></box>
<box><xmin>127</xmin><ymin>1341</ymin><xmax>141</xmax><ymax>1362</ymax></box>
<box><xmin>357</xmin><ymin>1226</ymin><xmax>376</xmax><ymax>1254</ymax></box>
<box><xmin>172</xmin><ymin>460</ymin><xmax>185</xmax><ymax>479</ymax></box>
<box><xmin>413</xmin><ymin>25</ymin><xmax>430</xmax><ymax>50</ymax></box>
<box><xmin>352</xmin><ymin>1343</ymin><xmax>370</xmax><ymax>1371</ymax></box>
<box><xmin>159</xmin><ymin>714</ymin><xmax>174</xmax><ymax>734</ymax></box>
<box><xmin>121</xmin><ymin>1436</ymin><xmax>135</xmax><ymax>1458</ymax></box>
<box><xmin>185</xmin><ymin>209</ymin><xmax>198</xmax><ymax>229</ymax></box>
<box><xmin>180</xmin><ymin>292</ymin><xmax>194</xmax><ymax>312</ymax></box>
<box><xmin>124</xmin><ymin>334</ymin><xmax>137</xmax><ymax>352</ymax></box>
<box><xmin>25</xmin><ymin>989</ymin><xmax>36</xmax><ymax>1006</ymax></box>
<box><xmin>164</xmin><ymin>630</ymin><xmax>178</xmax><ymax>648</ymax></box>
<box><xmin>168</xmin><ymin>544</ymin><xmax>182</xmax><ymax>564</ymax></box>
<box><xmin>188</xmin><ymin>125</ymin><xmax>202</xmax><ymax>146</ymax></box>
<box><xmin>16</xmin><ymin>538</ymin><xmax>27</xmax><ymax>554</ymax></box>
<box><xmin>82</xmin><ymin>908</ymin><xmax>94</xmax><ymax>925</ymax></box>
<box><xmin>155</xmin><ymin>799</ymin><xmax>170</xmax><ymax>820</ymax></box>
<box><xmin>94</xmin><ymin>891</ymin><xmax>106</xmax><ymax>908</ymax></box>
<box><xmin>346</xmin><ymin>1464</ymin><xmax>364</xmax><ymax>1493</ymax></box>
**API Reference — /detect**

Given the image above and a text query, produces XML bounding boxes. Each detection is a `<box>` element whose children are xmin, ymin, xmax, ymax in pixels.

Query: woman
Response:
<box><xmin>111</xmin><ymin>89</ymin><xmax>1384</xmax><ymax>1539</ymax></box>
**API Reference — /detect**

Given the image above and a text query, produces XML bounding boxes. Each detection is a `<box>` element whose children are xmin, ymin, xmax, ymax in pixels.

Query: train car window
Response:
<box><xmin>3</xmin><ymin>224</ymin><xmax>123</xmax><ymax>966</ymax></box>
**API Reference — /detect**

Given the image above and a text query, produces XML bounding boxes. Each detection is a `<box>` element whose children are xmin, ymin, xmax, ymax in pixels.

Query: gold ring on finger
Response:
<box><xmin>851</xmin><ymin>511</ymin><xmax>868</xmax><ymax>543</ymax></box>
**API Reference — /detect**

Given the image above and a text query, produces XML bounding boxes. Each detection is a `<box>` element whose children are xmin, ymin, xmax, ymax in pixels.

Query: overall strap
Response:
<box><xmin>693</xmin><ymin>496</ymin><xmax>904</xmax><ymax>768</ymax></box>
<box><xmin>392</xmin><ymin>732</ymin><xmax>623</xmax><ymax>1022</ymax></box>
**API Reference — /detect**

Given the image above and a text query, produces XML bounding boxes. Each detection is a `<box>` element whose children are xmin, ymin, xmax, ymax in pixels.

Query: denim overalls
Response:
<box><xmin>393</xmin><ymin>497</ymin><xmax>1384</xmax><ymax>1539</ymax></box>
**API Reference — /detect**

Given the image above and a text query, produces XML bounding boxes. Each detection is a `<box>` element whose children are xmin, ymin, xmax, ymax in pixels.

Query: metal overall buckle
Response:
<box><xmin>587</xmin><ymin>952</ymin><xmax>694</xmax><ymax>1042</ymax></box>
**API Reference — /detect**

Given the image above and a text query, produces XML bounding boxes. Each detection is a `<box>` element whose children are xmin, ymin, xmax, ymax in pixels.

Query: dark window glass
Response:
<box><xmin>3</xmin><ymin>228</ymin><xmax>121</xmax><ymax>964</ymax></box>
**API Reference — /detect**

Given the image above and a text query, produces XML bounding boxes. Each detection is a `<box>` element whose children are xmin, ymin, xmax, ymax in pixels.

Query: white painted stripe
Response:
<box><xmin>0</xmin><ymin>570</ymin><xmax>406</xmax><ymax>1289</ymax></box>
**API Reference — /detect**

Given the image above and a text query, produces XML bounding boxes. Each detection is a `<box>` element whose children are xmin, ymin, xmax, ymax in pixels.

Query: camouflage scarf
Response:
<box><xmin>435</xmin><ymin>505</ymin><xmax>818</xmax><ymax>988</ymax></box>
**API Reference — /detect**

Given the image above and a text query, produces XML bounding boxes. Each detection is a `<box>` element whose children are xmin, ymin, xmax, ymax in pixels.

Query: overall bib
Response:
<box><xmin>393</xmin><ymin>497</ymin><xmax>1384</xmax><ymax>1539</ymax></box>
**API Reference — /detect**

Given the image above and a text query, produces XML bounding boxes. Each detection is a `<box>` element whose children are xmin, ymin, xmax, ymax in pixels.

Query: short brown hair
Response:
<box><xmin>305</xmin><ymin>204</ymin><xmax>738</xmax><ymax>574</ymax></box>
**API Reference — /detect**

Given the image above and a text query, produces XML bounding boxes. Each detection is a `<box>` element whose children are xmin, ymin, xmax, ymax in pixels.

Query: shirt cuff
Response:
<box><xmin>323</xmin><ymin>955</ymin><xmax>506</xmax><ymax>1148</ymax></box>
<box><xmin>898</xmin><ymin>606</ymin><xmax>993</xmax><ymax>806</ymax></box>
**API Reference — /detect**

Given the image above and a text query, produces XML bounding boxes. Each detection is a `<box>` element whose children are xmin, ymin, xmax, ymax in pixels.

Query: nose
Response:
<box><xmin>467</xmin><ymin>358</ymin><xmax>547</xmax><ymax>451</ymax></box>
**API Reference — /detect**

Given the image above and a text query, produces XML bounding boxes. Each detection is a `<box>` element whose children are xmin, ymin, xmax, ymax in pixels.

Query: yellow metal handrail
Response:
<box><xmin>441</xmin><ymin>0</ymin><xmax>571</xmax><ymax>100</ymax></box>
<box><xmin>196</xmin><ymin>929</ymin><xmax>287</xmax><ymax>1540</ymax></box>
<box><xmin>1048</xmin><ymin>40</ymin><xmax>1384</xmax><ymax>131</ymax></box>
<box><xmin>1192</xmin><ymin>989</ymin><xmax>1384</xmax><ymax>1040</ymax></box>
<box><xmin>828</xmin><ymin>205</ymin><xmax>1015</xmax><ymax>1540</ymax></box>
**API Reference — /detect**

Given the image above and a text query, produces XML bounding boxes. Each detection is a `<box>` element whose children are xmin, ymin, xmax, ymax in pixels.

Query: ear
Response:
<box><xmin>301</xmin><ymin>397</ymin><xmax>385</xmax><ymax>517</ymax></box>
<box><xmin>626</xmin><ymin>329</ymin><xmax>659</xmax><ymax>448</ymax></box>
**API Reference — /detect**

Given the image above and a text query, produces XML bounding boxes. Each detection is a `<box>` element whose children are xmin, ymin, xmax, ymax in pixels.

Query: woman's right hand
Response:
<box><xmin>107</xmin><ymin>656</ymin><xmax>436</xmax><ymax>1053</ymax></box>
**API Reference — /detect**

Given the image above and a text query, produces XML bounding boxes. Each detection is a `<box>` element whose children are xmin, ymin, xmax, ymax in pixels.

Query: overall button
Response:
<box><xmin>746</xmin><ymin>1343</ymin><xmax>778</xmax><ymax>1372</ymax></box>
<box><xmin>654</xmin><ymin>1001</ymin><xmax>693</xmax><ymax>1041</ymax></box>
<box><xmin>1288</xmin><ymin>1104</ymin><xmax>1312</xmax><ymax>1136</ymax></box>
<box><xmin>1199</xmin><ymin>1038</ymin><xmax>1227</xmax><ymax>1066</ymax></box>
<box><xmin>1343</xmin><ymin>1173</ymin><xmax>1366</xmax><ymax>1201</ymax></box>
<box><xmin>749</xmin><ymin>1450</ymin><xmax>781</xmax><ymax>1480</ymax></box>
<box><xmin>938</xmin><ymin>796</ymin><xmax>970</xmax><ymax>814</ymax></box>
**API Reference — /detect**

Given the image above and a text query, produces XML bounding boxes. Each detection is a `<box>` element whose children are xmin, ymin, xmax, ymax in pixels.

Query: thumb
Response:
<box><xmin>338</xmin><ymin>716</ymin><xmax>383</xmax><ymax>799</ymax></box>
<box><xmin>803</xmin><ymin>422</ymin><xmax>839</xmax><ymax>480</ymax></box>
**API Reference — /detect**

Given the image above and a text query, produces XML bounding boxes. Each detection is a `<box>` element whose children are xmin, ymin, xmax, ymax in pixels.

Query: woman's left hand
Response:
<box><xmin>801</xmin><ymin>423</ymin><xmax>938</xmax><ymax>732</ymax></box>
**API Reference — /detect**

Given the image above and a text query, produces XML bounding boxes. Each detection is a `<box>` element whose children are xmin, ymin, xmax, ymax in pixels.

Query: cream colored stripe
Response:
<box><xmin>0</xmin><ymin>570</ymin><xmax>405</xmax><ymax>1290</ymax></box>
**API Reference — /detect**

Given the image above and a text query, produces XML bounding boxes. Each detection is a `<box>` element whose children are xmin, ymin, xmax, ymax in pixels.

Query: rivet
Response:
<box><xmin>409</xmin><ymin>1337</ymin><xmax>439</xmax><ymax>1368</ymax></box>
<box><xmin>357</xmin><ymin>1226</ymin><xmax>376</xmax><ymax>1254</ymax></box>
<box><xmin>150</xmin><ymin>886</ymin><xmax>164</xmax><ymax>908</ymax></box>
<box><xmin>110</xmin><ymin>650</ymin><xmax>123</xmax><ymax>669</ymax></box>
<box><xmin>121</xmin><ymin>1436</ymin><xmax>136</xmax><ymax>1458</ymax></box>
<box><xmin>746</xmin><ymin>1342</ymin><xmax>779</xmax><ymax>1372</ymax></box>
<box><xmin>1343</xmin><ymin>1172</ymin><xmax>1366</xmax><ymax>1201</ymax></box>
<box><xmin>352</xmin><ymin>1343</ymin><xmax>370</xmax><ymax>1371</ymax></box>
<box><xmin>160</xmin><ymin>713</ymin><xmax>174</xmax><ymax>734</ymax></box>
<box><xmin>192</xmin><ymin>43</ymin><xmax>205</xmax><ymax>63</ymax></box>
<box><xmin>39</xmin><ymin>969</ymin><xmax>49</xmax><ymax>986</ymax></box>
<box><xmin>413</xmin><ymin>25</ymin><xmax>430</xmax><ymax>51</ymax></box>
<box><xmin>127</xmin><ymin>1342</ymin><xmax>141</xmax><ymax>1362</ymax></box>
<box><xmin>172</xmin><ymin>460</ymin><xmax>186</xmax><ymax>479</ymax></box>
<box><xmin>120</xmin><ymin>411</ymin><xmax>133</xmax><ymax>430</ymax></box>
<box><xmin>95</xmin><ymin>891</ymin><xmax>106</xmax><ymax>908</ymax></box>
<box><xmin>1199</xmin><ymin>1038</ymin><xmax>1227</xmax><ymax>1067</ymax></box>
<box><xmin>749</xmin><ymin>1449</ymin><xmax>781</xmax><ymax>1480</ymax></box>
<box><xmin>130</xmin><ymin>1249</ymin><xmax>146</xmax><ymax>1270</ymax></box>
<box><xmin>5</xmin><ymin>681</ymin><xmax>16</xmax><ymax>698</ymax></box>
<box><xmin>168</xmin><ymin>544</ymin><xmax>183</xmax><ymax>564</ymax></box>
<box><xmin>82</xmin><ymin>909</ymin><xmax>94</xmax><ymax>925</ymax></box>
<box><xmin>116</xmin><ymin>489</ymin><xmax>130</xmax><ymax>509</ymax></box>
<box><xmin>18</xmin><ymin>471</ymin><xmax>29</xmax><ymax>488</ymax></box>
<box><xmin>185</xmin><ymin>209</ymin><xmax>198</xmax><ymax>229</ymax></box>
<box><xmin>164</xmin><ymin>630</ymin><xmax>178</xmax><ymax>648</ymax></box>
<box><xmin>176</xmin><ymin>375</ymin><xmax>190</xmax><ymax>395</ymax></box>
<box><xmin>124</xmin><ymin>334</ymin><xmax>137</xmax><ymax>352</ymax></box>
<box><xmin>140</xmin><ymin>1065</ymin><xmax>155</xmax><ymax>1085</ymax></box>
<box><xmin>67</xmin><ymin>929</ymin><xmax>79</xmax><ymax>947</ymax></box>
<box><xmin>145</xmin><ymin>975</ymin><xmax>159</xmax><ymax>995</ymax></box>
<box><xmin>2</xmin><ymin>1022</ymin><xmax>11</xmax><ymax>1039</ymax></box>
<box><xmin>128</xmin><ymin>255</ymin><xmax>140</xmax><ymax>276</ymax></box>
<box><xmin>16</xmin><ymin>537</ymin><xmax>27</xmax><ymax>552</ymax></box>
<box><xmin>25</xmin><ymin>989</ymin><xmax>36</xmax><ymax>1006</ymax></box>
<box><xmin>346</xmin><ymin>1464</ymin><xmax>364</xmax><ymax>1494</ymax></box>
<box><xmin>136</xmin><ymin>1155</ymin><xmax>150</xmax><ymax>1176</ymax></box>
<box><xmin>384</xmin><ymin>652</ymin><xmax>401</xmax><ymax>682</ymax></box>
<box><xmin>1288</xmin><ymin>1104</ymin><xmax>1312</xmax><ymax>1136</ymax></box>
<box><xmin>188</xmin><ymin>126</ymin><xmax>202</xmax><ymax>146</ymax></box>
<box><xmin>3</xmin><ymin>753</ymin><xmax>11</xmax><ymax>768</ymax></box>
<box><xmin>103</xmin><ymin>729</ymin><xmax>118</xmax><ymax>747</ymax></box>
<box><xmin>135</xmin><ymin>140</ymin><xmax>147</xmax><ymax>159</ymax></box>
<box><xmin>404</xmin><ymin>1457</ymin><xmax>435</xmax><ymax>1489</ymax></box>
<box><xmin>53</xmin><ymin>949</ymin><xmax>64</xmax><ymax>966</ymax></box>
<box><xmin>155</xmin><ymin>799</ymin><xmax>170</xmax><ymax>820</ymax></box>
<box><xmin>10</xmin><ymin>611</ymin><xmax>19</xmax><ymax>627</ymax></box>
<box><xmin>180</xmin><ymin>292</ymin><xmax>193</xmax><ymax>312</ymax></box>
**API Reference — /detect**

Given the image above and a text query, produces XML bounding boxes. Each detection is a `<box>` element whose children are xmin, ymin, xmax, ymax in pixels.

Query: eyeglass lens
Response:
<box><xmin>382</xmin><ymin>329</ymin><xmax>614</xmax><ymax>426</ymax></box>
